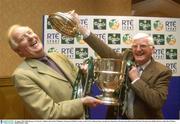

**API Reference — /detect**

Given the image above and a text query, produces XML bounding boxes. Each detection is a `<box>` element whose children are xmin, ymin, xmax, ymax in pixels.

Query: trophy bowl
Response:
<box><xmin>48</xmin><ymin>11</ymin><xmax>78</xmax><ymax>37</ymax></box>
<box><xmin>94</xmin><ymin>58</ymin><xmax>127</xmax><ymax>106</ymax></box>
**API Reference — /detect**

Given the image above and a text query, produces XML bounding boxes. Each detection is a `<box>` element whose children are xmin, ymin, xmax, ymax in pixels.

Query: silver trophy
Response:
<box><xmin>94</xmin><ymin>58</ymin><xmax>127</xmax><ymax>105</ymax></box>
<box><xmin>48</xmin><ymin>11</ymin><xmax>133</xmax><ymax>106</ymax></box>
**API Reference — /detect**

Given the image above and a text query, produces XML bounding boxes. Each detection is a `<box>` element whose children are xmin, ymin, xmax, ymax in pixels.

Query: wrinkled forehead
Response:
<box><xmin>11</xmin><ymin>26</ymin><xmax>32</xmax><ymax>39</ymax></box>
<box><xmin>132</xmin><ymin>37</ymin><xmax>149</xmax><ymax>45</ymax></box>
<box><xmin>12</xmin><ymin>26</ymin><xmax>31</xmax><ymax>35</ymax></box>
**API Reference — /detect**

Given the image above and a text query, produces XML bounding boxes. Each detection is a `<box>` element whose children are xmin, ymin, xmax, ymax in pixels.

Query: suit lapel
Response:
<box><xmin>25</xmin><ymin>59</ymin><xmax>68</xmax><ymax>82</ymax></box>
<box><xmin>141</xmin><ymin>59</ymin><xmax>155</xmax><ymax>81</ymax></box>
<box><xmin>47</xmin><ymin>53</ymin><xmax>75</xmax><ymax>85</ymax></box>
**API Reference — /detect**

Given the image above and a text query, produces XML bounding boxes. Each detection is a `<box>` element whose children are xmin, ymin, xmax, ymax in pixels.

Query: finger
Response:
<box><xmin>68</xmin><ymin>10</ymin><xmax>75</xmax><ymax>14</ymax></box>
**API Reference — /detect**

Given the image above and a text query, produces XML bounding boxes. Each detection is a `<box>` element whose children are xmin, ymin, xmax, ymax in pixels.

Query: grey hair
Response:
<box><xmin>133</xmin><ymin>33</ymin><xmax>154</xmax><ymax>47</ymax></box>
<box><xmin>7</xmin><ymin>24</ymin><xmax>22</xmax><ymax>50</ymax></box>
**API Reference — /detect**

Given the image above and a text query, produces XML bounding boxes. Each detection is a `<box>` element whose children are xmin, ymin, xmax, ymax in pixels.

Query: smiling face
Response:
<box><xmin>10</xmin><ymin>26</ymin><xmax>45</xmax><ymax>59</ymax></box>
<box><xmin>132</xmin><ymin>36</ymin><xmax>154</xmax><ymax>65</ymax></box>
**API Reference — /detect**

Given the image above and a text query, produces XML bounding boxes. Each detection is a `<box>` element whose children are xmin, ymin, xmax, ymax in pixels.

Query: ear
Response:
<box><xmin>152</xmin><ymin>46</ymin><xmax>155</xmax><ymax>54</ymax></box>
<box><xmin>14</xmin><ymin>49</ymin><xmax>25</xmax><ymax>57</ymax></box>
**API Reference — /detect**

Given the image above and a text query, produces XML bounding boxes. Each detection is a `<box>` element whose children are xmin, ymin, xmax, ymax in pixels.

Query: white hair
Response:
<box><xmin>7</xmin><ymin>24</ymin><xmax>21</xmax><ymax>50</ymax></box>
<box><xmin>7</xmin><ymin>25</ymin><xmax>31</xmax><ymax>50</ymax></box>
<box><xmin>133</xmin><ymin>33</ymin><xmax>154</xmax><ymax>46</ymax></box>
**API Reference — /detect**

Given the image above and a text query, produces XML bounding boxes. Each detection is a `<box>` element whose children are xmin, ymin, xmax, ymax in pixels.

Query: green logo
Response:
<box><xmin>139</xmin><ymin>20</ymin><xmax>151</xmax><ymax>30</ymax></box>
<box><xmin>61</xmin><ymin>35</ymin><xmax>74</xmax><ymax>44</ymax></box>
<box><xmin>93</xmin><ymin>19</ymin><xmax>106</xmax><ymax>30</ymax></box>
<box><xmin>153</xmin><ymin>34</ymin><xmax>165</xmax><ymax>45</ymax></box>
<box><xmin>75</xmin><ymin>48</ymin><xmax>88</xmax><ymax>59</ymax></box>
<box><xmin>123</xmin><ymin>34</ymin><xmax>132</xmax><ymax>45</ymax></box>
<box><xmin>108</xmin><ymin>33</ymin><xmax>121</xmax><ymax>44</ymax></box>
<box><xmin>48</xmin><ymin>47</ymin><xmax>58</xmax><ymax>53</ymax></box>
<box><xmin>109</xmin><ymin>19</ymin><xmax>120</xmax><ymax>30</ymax></box>
<box><xmin>166</xmin><ymin>34</ymin><xmax>176</xmax><ymax>45</ymax></box>
<box><xmin>153</xmin><ymin>20</ymin><xmax>163</xmax><ymax>31</ymax></box>
<box><xmin>166</xmin><ymin>49</ymin><xmax>177</xmax><ymax>59</ymax></box>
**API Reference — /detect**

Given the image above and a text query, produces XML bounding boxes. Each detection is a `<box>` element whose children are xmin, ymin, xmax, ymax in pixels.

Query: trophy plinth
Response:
<box><xmin>94</xmin><ymin>59</ymin><xmax>126</xmax><ymax>106</ymax></box>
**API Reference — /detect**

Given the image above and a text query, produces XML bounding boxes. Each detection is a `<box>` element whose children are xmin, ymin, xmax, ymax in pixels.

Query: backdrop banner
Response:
<box><xmin>43</xmin><ymin>15</ymin><xmax>180</xmax><ymax>119</ymax></box>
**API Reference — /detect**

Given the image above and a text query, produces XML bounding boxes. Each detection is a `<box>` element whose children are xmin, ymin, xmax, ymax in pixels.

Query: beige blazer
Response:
<box><xmin>12</xmin><ymin>52</ymin><xmax>84</xmax><ymax>119</ymax></box>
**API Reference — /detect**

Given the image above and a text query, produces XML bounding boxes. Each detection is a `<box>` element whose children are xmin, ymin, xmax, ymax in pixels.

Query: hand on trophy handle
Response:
<box><xmin>68</xmin><ymin>10</ymin><xmax>91</xmax><ymax>38</ymax></box>
<box><xmin>79</xmin><ymin>63</ymin><xmax>88</xmax><ymax>74</ymax></box>
<box><xmin>81</xmin><ymin>96</ymin><xmax>103</xmax><ymax>107</ymax></box>
<box><xmin>66</xmin><ymin>10</ymin><xmax>79</xmax><ymax>24</ymax></box>
<box><xmin>48</xmin><ymin>10</ymin><xmax>90</xmax><ymax>38</ymax></box>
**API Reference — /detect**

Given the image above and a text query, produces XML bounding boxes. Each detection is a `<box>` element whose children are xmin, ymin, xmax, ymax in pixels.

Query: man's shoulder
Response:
<box><xmin>12</xmin><ymin>60</ymin><xmax>30</xmax><ymax>75</ymax></box>
<box><xmin>47</xmin><ymin>52</ymin><xmax>66</xmax><ymax>58</ymax></box>
<box><xmin>153</xmin><ymin>60</ymin><xmax>172</xmax><ymax>74</ymax></box>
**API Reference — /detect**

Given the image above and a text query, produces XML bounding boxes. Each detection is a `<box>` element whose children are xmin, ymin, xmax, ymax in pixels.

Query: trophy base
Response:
<box><xmin>96</xmin><ymin>95</ymin><xmax>120</xmax><ymax>106</ymax></box>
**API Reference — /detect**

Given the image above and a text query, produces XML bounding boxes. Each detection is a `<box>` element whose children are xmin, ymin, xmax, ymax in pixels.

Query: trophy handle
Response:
<box><xmin>123</xmin><ymin>48</ymin><xmax>135</xmax><ymax>68</ymax></box>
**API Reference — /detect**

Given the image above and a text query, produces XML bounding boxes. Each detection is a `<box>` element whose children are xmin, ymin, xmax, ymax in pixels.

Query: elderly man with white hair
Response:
<box><xmin>7</xmin><ymin>24</ymin><xmax>103</xmax><ymax>119</ymax></box>
<box><xmin>75</xmin><ymin>14</ymin><xmax>172</xmax><ymax>119</ymax></box>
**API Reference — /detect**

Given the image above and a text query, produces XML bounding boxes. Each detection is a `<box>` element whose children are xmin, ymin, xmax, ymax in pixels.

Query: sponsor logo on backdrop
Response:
<box><xmin>165</xmin><ymin>21</ymin><xmax>176</xmax><ymax>31</ymax></box>
<box><xmin>109</xmin><ymin>19</ymin><xmax>120</xmax><ymax>30</ymax></box>
<box><xmin>61</xmin><ymin>35</ymin><xmax>74</xmax><ymax>44</ymax></box>
<box><xmin>93</xmin><ymin>19</ymin><xmax>106</xmax><ymax>30</ymax></box>
<box><xmin>166</xmin><ymin>62</ymin><xmax>177</xmax><ymax>74</ymax></box>
<box><xmin>122</xmin><ymin>19</ymin><xmax>134</xmax><ymax>30</ymax></box>
<box><xmin>46</xmin><ymin>33</ymin><xmax>60</xmax><ymax>44</ymax></box>
<box><xmin>108</xmin><ymin>33</ymin><xmax>121</xmax><ymax>44</ymax></box>
<box><xmin>139</xmin><ymin>20</ymin><xmax>151</xmax><ymax>31</ymax></box>
<box><xmin>76</xmin><ymin>34</ymin><xmax>85</xmax><ymax>44</ymax></box>
<box><xmin>166</xmin><ymin>34</ymin><xmax>176</xmax><ymax>45</ymax></box>
<box><xmin>44</xmin><ymin>15</ymin><xmax>179</xmax><ymax>76</ymax></box>
<box><xmin>153</xmin><ymin>49</ymin><xmax>165</xmax><ymax>59</ymax></box>
<box><xmin>153</xmin><ymin>34</ymin><xmax>165</xmax><ymax>45</ymax></box>
<box><xmin>122</xmin><ymin>34</ymin><xmax>133</xmax><ymax>45</ymax></box>
<box><xmin>47</xmin><ymin>20</ymin><xmax>53</xmax><ymax>29</ymax></box>
<box><xmin>166</xmin><ymin>49</ymin><xmax>177</xmax><ymax>59</ymax></box>
<box><xmin>80</xmin><ymin>18</ymin><xmax>89</xmax><ymax>28</ymax></box>
<box><xmin>95</xmin><ymin>33</ymin><xmax>106</xmax><ymax>42</ymax></box>
<box><xmin>153</xmin><ymin>20</ymin><xmax>163</xmax><ymax>31</ymax></box>
<box><xmin>48</xmin><ymin>47</ymin><xmax>58</xmax><ymax>53</ymax></box>
<box><xmin>75</xmin><ymin>48</ymin><xmax>88</xmax><ymax>59</ymax></box>
<box><xmin>61</xmin><ymin>47</ymin><xmax>75</xmax><ymax>59</ymax></box>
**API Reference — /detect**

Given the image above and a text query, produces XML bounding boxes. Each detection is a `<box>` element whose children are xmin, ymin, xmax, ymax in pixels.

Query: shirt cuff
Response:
<box><xmin>82</xmin><ymin>29</ymin><xmax>90</xmax><ymax>39</ymax></box>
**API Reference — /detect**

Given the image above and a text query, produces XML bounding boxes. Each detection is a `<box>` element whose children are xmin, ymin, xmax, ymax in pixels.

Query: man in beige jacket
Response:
<box><xmin>7</xmin><ymin>24</ymin><xmax>102</xmax><ymax>119</ymax></box>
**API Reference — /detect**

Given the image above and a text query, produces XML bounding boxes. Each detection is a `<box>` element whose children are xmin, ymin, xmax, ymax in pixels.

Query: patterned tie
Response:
<box><xmin>126</xmin><ymin>66</ymin><xmax>143</xmax><ymax>118</ymax></box>
<box><xmin>39</xmin><ymin>56</ymin><xmax>65</xmax><ymax>76</ymax></box>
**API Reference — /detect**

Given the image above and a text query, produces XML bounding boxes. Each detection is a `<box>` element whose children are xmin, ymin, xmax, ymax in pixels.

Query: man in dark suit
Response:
<box><xmin>7</xmin><ymin>24</ymin><xmax>102</xmax><ymax>119</ymax></box>
<box><xmin>73</xmin><ymin>13</ymin><xmax>172</xmax><ymax>119</ymax></box>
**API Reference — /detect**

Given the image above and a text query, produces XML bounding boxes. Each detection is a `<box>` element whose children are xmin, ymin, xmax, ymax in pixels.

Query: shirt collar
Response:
<box><xmin>140</xmin><ymin>59</ymin><xmax>151</xmax><ymax>70</ymax></box>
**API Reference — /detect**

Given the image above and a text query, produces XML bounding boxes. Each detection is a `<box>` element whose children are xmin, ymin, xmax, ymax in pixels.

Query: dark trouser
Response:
<box><xmin>105</xmin><ymin>106</ymin><xmax>128</xmax><ymax>119</ymax></box>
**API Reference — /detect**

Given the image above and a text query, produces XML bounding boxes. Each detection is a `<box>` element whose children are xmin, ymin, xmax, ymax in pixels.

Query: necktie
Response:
<box><xmin>138</xmin><ymin>66</ymin><xmax>143</xmax><ymax>77</ymax></box>
<box><xmin>126</xmin><ymin>66</ymin><xmax>143</xmax><ymax>118</ymax></box>
<box><xmin>39</xmin><ymin>56</ymin><xmax>65</xmax><ymax>76</ymax></box>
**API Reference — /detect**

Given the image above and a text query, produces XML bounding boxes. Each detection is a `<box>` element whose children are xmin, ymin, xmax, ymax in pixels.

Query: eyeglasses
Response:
<box><xmin>132</xmin><ymin>45</ymin><xmax>152</xmax><ymax>49</ymax></box>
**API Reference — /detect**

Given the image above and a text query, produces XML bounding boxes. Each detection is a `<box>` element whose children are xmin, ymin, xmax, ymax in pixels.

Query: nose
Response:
<box><xmin>24</xmin><ymin>33</ymin><xmax>33</xmax><ymax>41</ymax></box>
<box><xmin>136</xmin><ymin>45</ymin><xmax>142</xmax><ymax>51</ymax></box>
